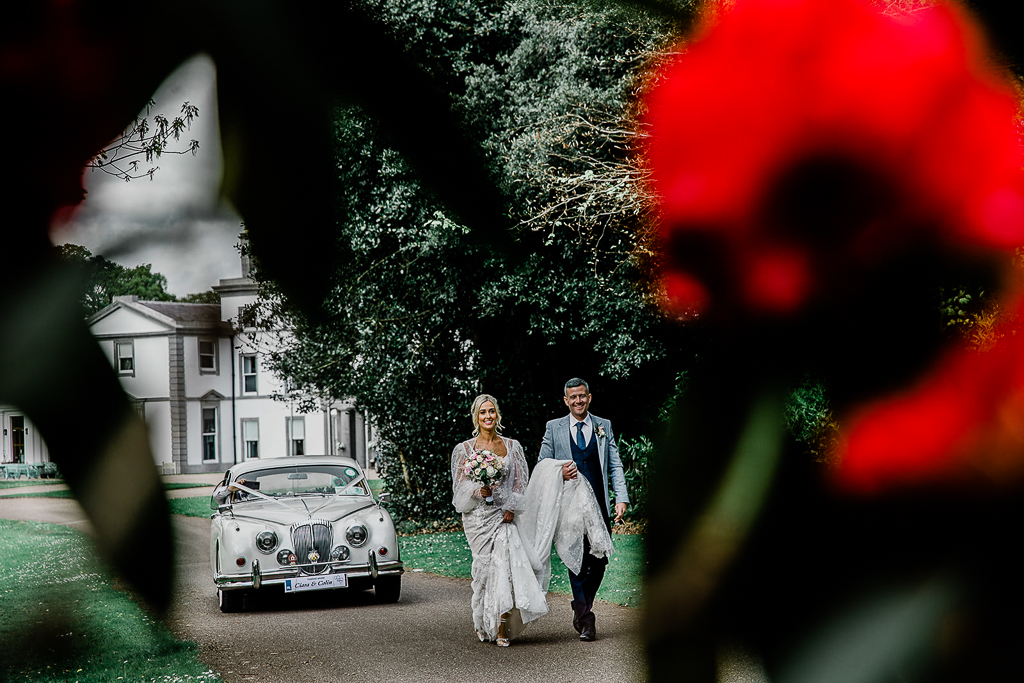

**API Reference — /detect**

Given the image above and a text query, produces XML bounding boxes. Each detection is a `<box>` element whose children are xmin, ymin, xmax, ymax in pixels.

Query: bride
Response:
<box><xmin>451</xmin><ymin>394</ymin><xmax>548</xmax><ymax>646</ymax></box>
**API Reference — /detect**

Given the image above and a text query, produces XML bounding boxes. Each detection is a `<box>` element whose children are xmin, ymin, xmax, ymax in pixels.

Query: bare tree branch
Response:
<box><xmin>88</xmin><ymin>101</ymin><xmax>200</xmax><ymax>181</ymax></box>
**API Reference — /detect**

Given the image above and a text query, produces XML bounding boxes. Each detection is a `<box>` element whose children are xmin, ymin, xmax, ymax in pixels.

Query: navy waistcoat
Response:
<box><xmin>570</xmin><ymin>429</ymin><xmax>609</xmax><ymax>528</ymax></box>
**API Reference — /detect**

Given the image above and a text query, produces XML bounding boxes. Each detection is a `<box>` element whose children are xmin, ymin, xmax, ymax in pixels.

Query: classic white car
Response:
<box><xmin>210</xmin><ymin>456</ymin><xmax>403</xmax><ymax>612</ymax></box>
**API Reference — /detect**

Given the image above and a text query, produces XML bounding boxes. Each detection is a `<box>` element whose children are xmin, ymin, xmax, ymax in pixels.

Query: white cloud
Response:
<box><xmin>52</xmin><ymin>53</ymin><xmax>243</xmax><ymax>296</ymax></box>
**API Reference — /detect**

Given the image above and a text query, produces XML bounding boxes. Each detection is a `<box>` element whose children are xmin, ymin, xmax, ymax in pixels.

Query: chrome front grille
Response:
<box><xmin>290</xmin><ymin>519</ymin><xmax>333</xmax><ymax>575</ymax></box>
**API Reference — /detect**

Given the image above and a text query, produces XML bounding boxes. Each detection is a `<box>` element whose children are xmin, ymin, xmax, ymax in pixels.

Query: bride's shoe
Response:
<box><xmin>496</xmin><ymin>613</ymin><xmax>510</xmax><ymax>646</ymax></box>
<box><xmin>476</xmin><ymin>630</ymin><xmax>487</xmax><ymax>642</ymax></box>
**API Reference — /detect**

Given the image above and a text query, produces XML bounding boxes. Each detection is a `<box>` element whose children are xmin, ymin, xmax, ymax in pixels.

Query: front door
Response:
<box><xmin>10</xmin><ymin>416</ymin><xmax>25</xmax><ymax>463</ymax></box>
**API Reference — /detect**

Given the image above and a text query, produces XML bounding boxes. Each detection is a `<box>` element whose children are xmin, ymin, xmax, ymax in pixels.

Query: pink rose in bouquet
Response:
<box><xmin>464</xmin><ymin>449</ymin><xmax>506</xmax><ymax>505</ymax></box>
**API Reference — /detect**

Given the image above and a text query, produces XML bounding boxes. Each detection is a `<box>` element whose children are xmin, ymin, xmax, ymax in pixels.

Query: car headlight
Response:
<box><xmin>346</xmin><ymin>524</ymin><xmax>368</xmax><ymax>547</ymax></box>
<box><xmin>255</xmin><ymin>530</ymin><xmax>279</xmax><ymax>554</ymax></box>
<box><xmin>331</xmin><ymin>545</ymin><xmax>351</xmax><ymax>561</ymax></box>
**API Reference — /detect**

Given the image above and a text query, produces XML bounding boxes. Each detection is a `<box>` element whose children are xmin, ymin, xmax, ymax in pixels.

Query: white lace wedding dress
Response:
<box><xmin>517</xmin><ymin>458</ymin><xmax>614</xmax><ymax>591</ymax></box>
<box><xmin>451</xmin><ymin>437</ymin><xmax>549</xmax><ymax>642</ymax></box>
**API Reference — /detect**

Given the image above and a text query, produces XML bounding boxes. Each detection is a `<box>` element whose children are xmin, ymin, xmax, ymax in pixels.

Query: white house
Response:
<box><xmin>84</xmin><ymin>256</ymin><xmax>374</xmax><ymax>474</ymax></box>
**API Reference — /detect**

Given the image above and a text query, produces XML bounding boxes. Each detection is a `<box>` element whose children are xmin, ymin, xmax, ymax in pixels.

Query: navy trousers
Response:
<box><xmin>569</xmin><ymin>432</ymin><xmax>611</xmax><ymax>613</ymax></box>
<box><xmin>569</xmin><ymin>535</ymin><xmax>608</xmax><ymax>610</ymax></box>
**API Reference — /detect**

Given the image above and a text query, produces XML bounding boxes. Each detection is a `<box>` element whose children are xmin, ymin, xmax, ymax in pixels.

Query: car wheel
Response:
<box><xmin>374</xmin><ymin>575</ymin><xmax>401</xmax><ymax>603</ymax></box>
<box><xmin>218</xmin><ymin>589</ymin><xmax>244</xmax><ymax>613</ymax></box>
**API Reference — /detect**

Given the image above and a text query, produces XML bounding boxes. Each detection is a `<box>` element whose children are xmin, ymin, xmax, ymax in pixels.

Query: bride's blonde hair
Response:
<box><xmin>470</xmin><ymin>393</ymin><xmax>504</xmax><ymax>436</ymax></box>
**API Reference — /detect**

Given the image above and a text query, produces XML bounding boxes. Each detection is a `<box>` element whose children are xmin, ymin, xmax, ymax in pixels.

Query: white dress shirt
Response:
<box><xmin>568</xmin><ymin>414</ymin><xmax>593</xmax><ymax>449</ymax></box>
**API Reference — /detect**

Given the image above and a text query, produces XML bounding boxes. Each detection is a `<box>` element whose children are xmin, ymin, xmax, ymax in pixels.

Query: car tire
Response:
<box><xmin>218</xmin><ymin>588</ymin><xmax>244</xmax><ymax>613</ymax></box>
<box><xmin>374</xmin><ymin>575</ymin><xmax>401</xmax><ymax>603</ymax></box>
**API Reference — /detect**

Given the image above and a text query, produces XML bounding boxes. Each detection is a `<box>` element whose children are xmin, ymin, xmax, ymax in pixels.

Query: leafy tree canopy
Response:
<box><xmin>57</xmin><ymin>244</ymin><xmax>218</xmax><ymax>316</ymax></box>
<box><xmin>253</xmin><ymin>0</ymin><xmax>696</xmax><ymax>521</ymax></box>
<box><xmin>178</xmin><ymin>290</ymin><xmax>221</xmax><ymax>304</ymax></box>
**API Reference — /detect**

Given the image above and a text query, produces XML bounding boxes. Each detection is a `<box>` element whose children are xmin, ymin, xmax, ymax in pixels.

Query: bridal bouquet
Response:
<box><xmin>464</xmin><ymin>449</ymin><xmax>505</xmax><ymax>505</ymax></box>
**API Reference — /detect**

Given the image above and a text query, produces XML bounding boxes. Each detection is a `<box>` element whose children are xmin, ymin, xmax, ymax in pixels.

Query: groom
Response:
<box><xmin>538</xmin><ymin>378</ymin><xmax>628</xmax><ymax>641</ymax></box>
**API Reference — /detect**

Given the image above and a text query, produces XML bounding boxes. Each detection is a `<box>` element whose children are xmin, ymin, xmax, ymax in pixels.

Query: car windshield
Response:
<box><xmin>235</xmin><ymin>465</ymin><xmax>368</xmax><ymax>498</ymax></box>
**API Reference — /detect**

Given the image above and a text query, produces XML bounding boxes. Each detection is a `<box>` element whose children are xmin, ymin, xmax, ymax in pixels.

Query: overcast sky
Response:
<box><xmin>51</xmin><ymin>54</ymin><xmax>243</xmax><ymax>296</ymax></box>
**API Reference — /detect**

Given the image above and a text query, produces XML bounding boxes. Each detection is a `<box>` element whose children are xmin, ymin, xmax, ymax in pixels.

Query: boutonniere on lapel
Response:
<box><xmin>595</xmin><ymin>424</ymin><xmax>607</xmax><ymax>440</ymax></box>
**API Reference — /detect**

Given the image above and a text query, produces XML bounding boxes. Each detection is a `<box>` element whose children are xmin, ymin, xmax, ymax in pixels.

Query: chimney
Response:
<box><xmin>239</xmin><ymin>231</ymin><xmax>252</xmax><ymax>279</ymax></box>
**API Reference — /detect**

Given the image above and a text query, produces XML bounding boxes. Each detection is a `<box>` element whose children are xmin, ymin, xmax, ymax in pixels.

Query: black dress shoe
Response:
<box><xmin>579</xmin><ymin>612</ymin><xmax>596</xmax><ymax>641</ymax></box>
<box><xmin>570</xmin><ymin>600</ymin><xmax>583</xmax><ymax>634</ymax></box>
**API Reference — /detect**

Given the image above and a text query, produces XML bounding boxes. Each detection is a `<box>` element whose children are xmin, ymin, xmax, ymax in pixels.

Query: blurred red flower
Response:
<box><xmin>836</xmin><ymin>294</ymin><xmax>1024</xmax><ymax>492</ymax></box>
<box><xmin>644</xmin><ymin>0</ymin><xmax>1024</xmax><ymax>317</ymax></box>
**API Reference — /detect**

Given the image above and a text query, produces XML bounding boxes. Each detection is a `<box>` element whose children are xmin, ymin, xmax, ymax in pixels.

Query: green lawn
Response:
<box><xmin>3</xmin><ymin>493</ymin><xmax>217</xmax><ymax>515</ymax></box>
<box><xmin>2</xmin><ymin>490</ymin><xmax>76</xmax><ymax>498</ymax></box>
<box><xmin>0</xmin><ymin>479</ymin><xmax>64</xmax><ymax>490</ymax></box>
<box><xmin>4</xmin><ymin>482</ymin><xmax>212</xmax><ymax>499</ymax></box>
<box><xmin>0</xmin><ymin>519</ymin><xmax>219</xmax><ymax>683</ymax></box>
<box><xmin>164</xmin><ymin>482</ymin><xmax>214</xmax><ymax>491</ymax></box>
<box><xmin>168</xmin><ymin>496</ymin><xmax>214</xmax><ymax>518</ymax></box>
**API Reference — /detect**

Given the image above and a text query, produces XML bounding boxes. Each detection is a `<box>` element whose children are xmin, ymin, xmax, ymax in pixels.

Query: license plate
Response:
<box><xmin>284</xmin><ymin>574</ymin><xmax>348</xmax><ymax>593</ymax></box>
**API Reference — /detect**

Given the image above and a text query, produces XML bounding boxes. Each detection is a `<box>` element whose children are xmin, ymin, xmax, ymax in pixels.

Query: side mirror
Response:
<box><xmin>211</xmin><ymin>479</ymin><xmax>228</xmax><ymax>510</ymax></box>
<box><xmin>375</xmin><ymin>491</ymin><xmax>390</xmax><ymax>522</ymax></box>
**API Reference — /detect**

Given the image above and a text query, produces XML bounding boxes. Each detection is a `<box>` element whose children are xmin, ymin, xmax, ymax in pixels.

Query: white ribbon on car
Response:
<box><xmin>226</xmin><ymin>482</ymin><xmax>295</xmax><ymax>511</ymax></box>
<box><xmin>308</xmin><ymin>474</ymin><xmax>367</xmax><ymax>516</ymax></box>
<box><xmin>225</xmin><ymin>473</ymin><xmax>370</xmax><ymax>515</ymax></box>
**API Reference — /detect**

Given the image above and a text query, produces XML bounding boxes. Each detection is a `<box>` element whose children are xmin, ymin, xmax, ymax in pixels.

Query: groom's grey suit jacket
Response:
<box><xmin>537</xmin><ymin>413</ymin><xmax>629</xmax><ymax>517</ymax></box>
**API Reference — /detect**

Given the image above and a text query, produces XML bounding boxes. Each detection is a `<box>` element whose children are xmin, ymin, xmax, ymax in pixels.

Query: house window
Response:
<box><xmin>242</xmin><ymin>419</ymin><xmax>259</xmax><ymax>459</ymax></box>
<box><xmin>116</xmin><ymin>340</ymin><xmax>135</xmax><ymax>376</ymax></box>
<box><xmin>202</xmin><ymin>407</ymin><xmax>217</xmax><ymax>461</ymax></box>
<box><xmin>288</xmin><ymin>417</ymin><xmax>305</xmax><ymax>456</ymax></box>
<box><xmin>198</xmin><ymin>339</ymin><xmax>218</xmax><ymax>374</ymax></box>
<box><xmin>242</xmin><ymin>355</ymin><xmax>258</xmax><ymax>394</ymax></box>
<box><xmin>238</xmin><ymin>303</ymin><xmax>258</xmax><ymax>330</ymax></box>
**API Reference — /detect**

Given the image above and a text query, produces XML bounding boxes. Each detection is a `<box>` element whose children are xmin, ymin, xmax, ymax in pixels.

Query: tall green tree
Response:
<box><xmin>57</xmin><ymin>244</ymin><xmax>177</xmax><ymax>316</ymax></box>
<box><xmin>254</xmin><ymin>0</ymin><xmax>695</xmax><ymax>521</ymax></box>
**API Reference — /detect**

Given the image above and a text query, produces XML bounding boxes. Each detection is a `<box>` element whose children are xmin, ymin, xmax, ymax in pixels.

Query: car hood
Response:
<box><xmin>228</xmin><ymin>496</ymin><xmax>376</xmax><ymax>526</ymax></box>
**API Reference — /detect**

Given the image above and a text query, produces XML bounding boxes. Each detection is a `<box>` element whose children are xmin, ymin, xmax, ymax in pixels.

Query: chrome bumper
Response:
<box><xmin>215</xmin><ymin>555</ymin><xmax>403</xmax><ymax>591</ymax></box>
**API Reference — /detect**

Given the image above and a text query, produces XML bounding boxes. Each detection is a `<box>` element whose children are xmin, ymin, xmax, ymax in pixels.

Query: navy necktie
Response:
<box><xmin>576</xmin><ymin>422</ymin><xmax>586</xmax><ymax>451</ymax></box>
